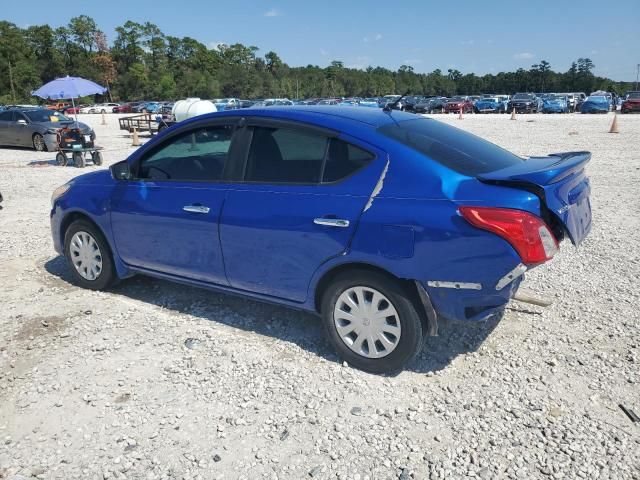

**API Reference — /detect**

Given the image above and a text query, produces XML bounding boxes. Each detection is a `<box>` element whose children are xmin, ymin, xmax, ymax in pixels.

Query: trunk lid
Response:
<box><xmin>477</xmin><ymin>151</ymin><xmax>592</xmax><ymax>245</ymax></box>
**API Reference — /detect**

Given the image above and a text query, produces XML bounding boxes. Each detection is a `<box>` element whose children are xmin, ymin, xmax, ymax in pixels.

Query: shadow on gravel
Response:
<box><xmin>45</xmin><ymin>255</ymin><xmax>501</xmax><ymax>375</ymax></box>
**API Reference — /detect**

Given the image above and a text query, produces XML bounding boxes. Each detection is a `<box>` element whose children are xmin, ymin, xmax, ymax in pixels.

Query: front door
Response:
<box><xmin>219</xmin><ymin>124</ymin><xmax>386</xmax><ymax>302</ymax></box>
<box><xmin>110</xmin><ymin>123</ymin><xmax>238</xmax><ymax>285</ymax></box>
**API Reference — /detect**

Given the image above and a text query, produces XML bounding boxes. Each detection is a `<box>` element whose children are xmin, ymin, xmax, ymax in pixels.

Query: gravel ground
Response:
<box><xmin>0</xmin><ymin>112</ymin><xmax>638</xmax><ymax>480</ymax></box>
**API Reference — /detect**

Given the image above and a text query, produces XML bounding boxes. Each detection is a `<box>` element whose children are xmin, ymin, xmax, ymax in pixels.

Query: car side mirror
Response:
<box><xmin>110</xmin><ymin>160</ymin><xmax>133</xmax><ymax>180</ymax></box>
<box><xmin>17</xmin><ymin>119</ymin><xmax>27</xmax><ymax>125</ymax></box>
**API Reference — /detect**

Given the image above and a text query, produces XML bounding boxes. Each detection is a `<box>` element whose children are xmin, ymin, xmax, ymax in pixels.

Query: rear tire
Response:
<box><xmin>91</xmin><ymin>151</ymin><xmax>103</xmax><ymax>166</ymax></box>
<box><xmin>73</xmin><ymin>152</ymin><xmax>84</xmax><ymax>168</ymax></box>
<box><xmin>63</xmin><ymin>219</ymin><xmax>117</xmax><ymax>290</ymax></box>
<box><xmin>321</xmin><ymin>270</ymin><xmax>423</xmax><ymax>374</ymax></box>
<box><xmin>55</xmin><ymin>152</ymin><xmax>67</xmax><ymax>166</ymax></box>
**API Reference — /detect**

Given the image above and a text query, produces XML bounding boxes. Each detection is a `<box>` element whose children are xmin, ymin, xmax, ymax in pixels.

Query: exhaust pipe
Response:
<box><xmin>513</xmin><ymin>288</ymin><xmax>553</xmax><ymax>307</ymax></box>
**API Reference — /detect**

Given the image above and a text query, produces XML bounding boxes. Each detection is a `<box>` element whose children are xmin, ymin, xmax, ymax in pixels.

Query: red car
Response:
<box><xmin>113</xmin><ymin>102</ymin><xmax>139</xmax><ymax>113</ymax></box>
<box><xmin>63</xmin><ymin>105</ymin><xmax>84</xmax><ymax>115</ymax></box>
<box><xmin>444</xmin><ymin>96</ymin><xmax>474</xmax><ymax>114</ymax></box>
<box><xmin>621</xmin><ymin>91</ymin><xmax>640</xmax><ymax>113</ymax></box>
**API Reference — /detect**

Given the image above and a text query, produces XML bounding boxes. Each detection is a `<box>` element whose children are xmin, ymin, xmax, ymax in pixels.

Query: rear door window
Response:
<box><xmin>323</xmin><ymin>138</ymin><xmax>375</xmax><ymax>183</ymax></box>
<box><xmin>244</xmin><ymin>127</ymin><xmax>327</xmax><ymax>183</ymax></box>
<box><xmin>378</xmin><ymin>118</ymin><xmax>523</xmax><ymax>176</ymax></box>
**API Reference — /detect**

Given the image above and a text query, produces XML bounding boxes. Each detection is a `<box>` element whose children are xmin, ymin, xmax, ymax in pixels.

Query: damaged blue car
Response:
<box><xmin>50</xmin><ymin>107</ymin><xmax>592</xmax><ymax>373</ymax></box>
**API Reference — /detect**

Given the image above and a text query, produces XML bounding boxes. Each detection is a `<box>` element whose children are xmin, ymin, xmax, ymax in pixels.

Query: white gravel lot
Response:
<box><xmin>0</xmin><ymin>112</ymin><xmax>638</xmax><ymax>480</ymax></box>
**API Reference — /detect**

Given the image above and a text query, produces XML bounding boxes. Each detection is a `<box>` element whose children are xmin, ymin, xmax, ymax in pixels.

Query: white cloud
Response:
<box><xmin>207</xmin><ymin>41</ymin><xmax>226</xmax><ymax>50</ymax></box>
<box><xmin>264</xmin><ymin>8</ymin><xmax>281</xmax><ymax>17</ymax></box>
<box><xmin>513</xmin><ymin>52</ymin><xmax>534</xmax><ymax>60</ymax></box>
<box><xmin>591</xmin><ymin>50</ymin><xmax>598</xmax><ymax>55</ymax></box>
<box><xmin>364</xmin><ymin>33</ymin><xmax>382</xmax><ymax>43</ymax></box>
<box><xmin>320</xmin><ymin>49</ymin><xmax>329</xmax><ymax>56</ymax></box>
<box><xmin>460</xmin><ymin>39</ymin><xmax>475</xmax><ymax>46</ymax></box>
<box><xmin>402</xmin><ymin>59</ymin><xmax>423</xmax><ymax>65</ymax></box>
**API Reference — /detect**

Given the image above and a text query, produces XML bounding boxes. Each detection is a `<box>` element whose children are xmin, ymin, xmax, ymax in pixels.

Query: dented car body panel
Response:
<box><xmin>51</xmin><ymin>107</ymin><xmax>591</xmax><ymax>323</ymax></box>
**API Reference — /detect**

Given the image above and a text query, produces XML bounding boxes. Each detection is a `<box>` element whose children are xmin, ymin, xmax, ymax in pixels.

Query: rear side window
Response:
<box><xmin>0</xmin><ymin>111</ymin><xmax>14</xmax><ymax>121</ymax></box>
<box><xmin>245</xmin><ymin>127</ymin><xmax>327</xmax><ymax>183</ymax></box>
<box><xmin>324</xmin><ymin>139</ymin><xmax>375</xmax><ymax>182</ymax></box>
<box><xmin>378</xmin><ymin>118</ymin><xmax>523</xmax><ymax>176</ymax></box>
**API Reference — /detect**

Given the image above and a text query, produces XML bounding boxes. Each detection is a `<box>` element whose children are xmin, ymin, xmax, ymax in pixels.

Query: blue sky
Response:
<box><xmin>4</xmin><ymin>0</ymin><xmax>639</xmax><ymax>80</ymax></box>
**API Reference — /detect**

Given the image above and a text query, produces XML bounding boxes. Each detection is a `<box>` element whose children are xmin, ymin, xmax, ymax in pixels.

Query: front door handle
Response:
<box><xmin>314</xmin><ymin>218</ymin><xmax>350</xmax><ymax>228</ymax></box>
<box><xmin>183</xmin><ymin>205</ymin><xmax>210</xmax><ymax>214</ymax></box>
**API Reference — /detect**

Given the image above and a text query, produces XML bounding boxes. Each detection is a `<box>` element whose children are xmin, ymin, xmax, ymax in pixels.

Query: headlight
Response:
<box><xmin>51</xmin><ymin>183</ymin><xmax>71</xmax><ymax>207</ymax></box>
<box><xmin>45</xmin><ymin>128</ymin><xmax>60</xmax><ymax>135</ymax></box>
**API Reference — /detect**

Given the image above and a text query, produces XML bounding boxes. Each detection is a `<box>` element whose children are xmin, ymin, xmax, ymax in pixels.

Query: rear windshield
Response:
<box><xmin>378</xmin><ymin>118</ymin><xmax>523</xmax><ymax>176</ymax></box>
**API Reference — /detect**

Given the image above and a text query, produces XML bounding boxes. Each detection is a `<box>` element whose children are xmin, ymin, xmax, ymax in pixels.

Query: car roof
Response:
<box><xmin>198</xmin><ymin>105</ymin><xmax>416</xmax><ymax>129</ymax></box>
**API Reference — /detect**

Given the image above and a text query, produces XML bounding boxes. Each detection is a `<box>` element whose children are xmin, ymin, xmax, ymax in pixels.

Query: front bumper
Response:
<box><xmin>510</xmin><ymin>104</ymin><xmax>536</xmax><ymax>112</ymax></box>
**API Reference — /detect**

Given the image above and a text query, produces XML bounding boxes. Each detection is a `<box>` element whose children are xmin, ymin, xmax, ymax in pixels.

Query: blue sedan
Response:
<box><xmin>50</xmin><ymin>107</ymin><xmax>592</xmax><ymax>373</ymax></box>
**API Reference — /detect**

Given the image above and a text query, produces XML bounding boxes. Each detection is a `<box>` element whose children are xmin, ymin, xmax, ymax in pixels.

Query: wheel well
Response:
<box><xmin>59</xmin><ymin>212</ymin><xmax>106</xmax><ymax>250</ymax></box>
<box><xmin>314</xmin><ymin>263</ymin><xmax>415</xmax><ymax>311</ymax></box>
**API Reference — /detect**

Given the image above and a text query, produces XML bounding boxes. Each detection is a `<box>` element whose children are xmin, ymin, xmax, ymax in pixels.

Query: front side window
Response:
<box><xmin>137</xmin><ymin>125</ymin><xmax>233</xmax><ymax>181</ymax></box>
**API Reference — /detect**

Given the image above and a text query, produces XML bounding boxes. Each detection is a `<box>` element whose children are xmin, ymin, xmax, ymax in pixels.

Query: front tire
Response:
<box><xmin>321</xmin><ymin>270</ymin><xmax>423</xmax><ymax>374</ymax></box>
<box><xmin>64</xmin><ymin>220</ymin><xmax>117</xmax><ymax>290</ymax></box>
<box><xmin>33</xmin><ymin>133</ymin><xmax>47</xmax><ymax>152</ymax></box>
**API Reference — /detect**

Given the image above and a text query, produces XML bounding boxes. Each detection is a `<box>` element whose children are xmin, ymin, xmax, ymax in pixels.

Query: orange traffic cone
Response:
<box><xmin>458</xmin><ymin>107</ymin><xmax>463</xmax><ymax>120</ymax></box>
<box><xmin>608</xmin><ymin>114</ymin><xmax>619</xmax><ymax>133</ymax></box>
<box><xmin>132</xmin><ymin>128</ymin><xmax>141</xmax><ymax>146</ymax></box>
<box><xmin>510</xmin><ymin>107</ymin><xmax>517</xmax><ymax>120</ymax></box>
<box><xmin>101</xmin><ymin>111</ymin><xmax>107</xmax><ymax>125</ymax></box>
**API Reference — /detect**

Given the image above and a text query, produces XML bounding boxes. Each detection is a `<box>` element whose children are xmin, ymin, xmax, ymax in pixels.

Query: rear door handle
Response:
<box><xmin>314</xmin><ymin>218</ymin><xmax>350</xmax><ymax>228</ymax></box>
<box><xmin>183</xmin><ymin>205</ymin><xmax>210</xmax><ymax>214</ymax></box>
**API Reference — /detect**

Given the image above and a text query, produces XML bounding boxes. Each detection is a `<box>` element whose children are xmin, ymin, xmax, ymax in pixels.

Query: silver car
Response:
<box><xmin>0</xmin><ymin>108</ymin><xmax>95</xmax><ymax>152</ymax></box>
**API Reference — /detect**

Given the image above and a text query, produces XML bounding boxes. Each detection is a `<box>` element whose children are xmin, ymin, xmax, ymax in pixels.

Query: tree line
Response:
<box><xmin>0</xmin><ymin>16</ymin><xmax>635</xmax><ymax>104</ymax></box>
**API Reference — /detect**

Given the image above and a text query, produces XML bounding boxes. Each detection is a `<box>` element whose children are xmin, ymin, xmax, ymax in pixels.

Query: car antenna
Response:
<box><xmin>383</xmin><ymin>91</ymin><xmax>410</xmax><ymax>112</ymax></box>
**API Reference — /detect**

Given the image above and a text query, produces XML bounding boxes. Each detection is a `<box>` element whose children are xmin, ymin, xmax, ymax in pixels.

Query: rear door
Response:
<box><xmin>0</xmin><ymin>111</ymin><xmax>14</xmax><ymax>145</ymax></box>
<box><xmin>110</xmin><ymin>120</ymin><xmax>241</xmax><ymax>284</ymax></box>
<box><xmin>219</xmin><ymin>122</ymin><xmax>387</xmax><ymax>302</ymax></box>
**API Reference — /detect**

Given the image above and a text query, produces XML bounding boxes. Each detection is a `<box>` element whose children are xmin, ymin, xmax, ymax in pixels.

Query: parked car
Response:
<box><xmin>444</xmin><ymin>96</ymin><xmax>474</xmax><ymax>114</ymax></box>
<box><xmin>474</xmin><ymin>97</ymin><xmax>506</xmax><ymax>113</ymax></box>
<box><xmin>621</xmin><ymin>91</ymin><xmax>640</xmax><ymax>113</ymax></box>
<box><xmin>414</xmin><ymin>97</ymin><xmax>448</xmax><ymax>114</ymax></box>
<box><xmin>541</xmin><ymin>94</ymin><xmax>569</xmax><ymax>113</ymax></box>
<box><xmin>113</xmin><ymin>102</ymin><xmax>140</xmax><ymax>114</ymax></box>
<box><xmin>0</xmin><ymin>108</ymin><xmax>94</xmax><ymax>152</ymax></box>
<box><xmin>49</xmin><ymin>106</ymin><xmax>592</xmax><ymax>373</ymax></box>
<box><xmin>83</xmin><ymin>103</ymin><xmax>120</xmax><ymax>114</ymax></box>
<box><xmin>507</xmin><ymin>93</ymin><xmax>542</xmax><ymax>113</ymax></box>
<box><xmin>580</xmin><ymin>95</ymin><xmax>611</xmax><ymax>114</ymax></box>
<box><xmin>63</xmin><ymin>105</ymin><xmax>85</xmax><ymax>115</ymax></box>
<box><xmin>317</xmin><ymin>98</ymin><xmax>341</xmax><ymax>105</ymax></box>
<box><xmin>359</xmin><ymin>98</ymin><xmax>380</xmax><ymax>108</ymax></box>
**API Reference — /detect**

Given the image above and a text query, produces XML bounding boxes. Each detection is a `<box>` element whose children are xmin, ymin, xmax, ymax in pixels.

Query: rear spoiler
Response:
<box><xmin>477</xmin><ymin>151</ymin><xmax>591</xmax><ymax>186</ymax></box>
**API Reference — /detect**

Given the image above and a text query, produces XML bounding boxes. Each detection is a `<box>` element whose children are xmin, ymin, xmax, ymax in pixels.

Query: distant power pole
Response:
<box><xmin>636</xmin><ymin>64</ymin><xmax>639</xmax><ymax>91</ymax></box>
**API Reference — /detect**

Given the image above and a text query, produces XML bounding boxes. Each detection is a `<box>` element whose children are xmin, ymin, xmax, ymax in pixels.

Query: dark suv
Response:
<box><xmin>507</xmin><ymin>93</ymin><xmax>542</xmax><ymax>113</ymax></box>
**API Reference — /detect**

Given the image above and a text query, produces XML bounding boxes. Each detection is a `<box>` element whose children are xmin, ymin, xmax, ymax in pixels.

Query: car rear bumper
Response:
<box><xmin>421</xmin><ymin>274</ymin><xmax>523</xmax><ymax>322</ymax></box>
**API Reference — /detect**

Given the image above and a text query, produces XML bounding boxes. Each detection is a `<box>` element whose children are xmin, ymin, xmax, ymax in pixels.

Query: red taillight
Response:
<box><xmin>459</xmin><ymin>206</ymin><xmax>559</xmax><ymax>265</ymax></box>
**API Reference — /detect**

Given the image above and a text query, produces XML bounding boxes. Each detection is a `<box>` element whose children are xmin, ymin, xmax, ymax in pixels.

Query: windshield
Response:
<box><xmin>513</xmin><ymin>94</ymin><xmax>533</xmax><ymax>100</ymax></box>
<box><xmin>450</xmin><ymin>96</ymin><xmax>465</xmax><ymax>101</ymax></box>
<box><xmin>24</xmin><ymin>110</ymin><xmax>71</xmax><ymax>122</ymax></box>
<box><xmin>586</xmin><ymin>96</ymin><xmax>607</xmax><ymax>102</ymax></box>
<box><xmin>378</xmin><ymin>118</ymin><xmax>523</xmax><ymax>176</ymax></box>
<box><xmin>546</xmin><ymin>95</ymin><xmax>564</xmax><ymax>101</ymax></box>
<box><xmin>626</xmin><ymin>92</ymin><xmax>640</xmax><ymax>99</ymax></box>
